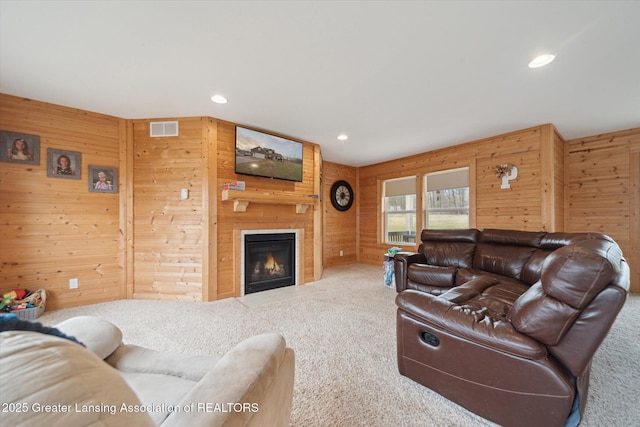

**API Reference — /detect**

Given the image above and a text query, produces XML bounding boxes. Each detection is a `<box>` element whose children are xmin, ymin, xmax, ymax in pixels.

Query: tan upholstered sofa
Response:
<box><xmin>394</xmin><ymin>228</ymin><xmax>629</xmax><ymax>426</ymax></box>
<box><xmin>1</xmin><ymin>315</ymin><xmax>295</xmax><ymax>426</ymax></box>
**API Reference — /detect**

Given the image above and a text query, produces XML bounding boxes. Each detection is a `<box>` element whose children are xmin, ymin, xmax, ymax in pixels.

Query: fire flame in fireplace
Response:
<box><xmin>264</xmin><ymin>252</ymin><xmax>284</xmax><ymax>275</ymax></box>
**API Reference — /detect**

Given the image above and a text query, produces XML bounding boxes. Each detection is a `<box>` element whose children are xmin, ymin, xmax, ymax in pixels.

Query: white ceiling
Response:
<box><xmin>1</xmin><ymin>1</ymin><xmax>639</xmax><ymax>167</ymax></box>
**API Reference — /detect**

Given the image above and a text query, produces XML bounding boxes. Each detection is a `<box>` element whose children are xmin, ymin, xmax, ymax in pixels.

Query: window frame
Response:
<box><xmin>423</xmin><ymin>167</ymin><xmax>470</xmax><ymax>230</ymax></box>
<box><xmin>379</xmin><ymin>167</ymin><xmax>472</xmax><ymax>245</ymax></box>
<box><xmin>381</xmin><ymin>176</ymin><xmax>418</xmax><ymax>246</ymax></box>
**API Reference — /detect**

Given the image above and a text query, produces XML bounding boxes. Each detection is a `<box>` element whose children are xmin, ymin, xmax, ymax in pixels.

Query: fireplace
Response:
<box><xmin>244</xmin><ymin>233</ymin><xmax>296</xmax><ymax>294</ymax></box>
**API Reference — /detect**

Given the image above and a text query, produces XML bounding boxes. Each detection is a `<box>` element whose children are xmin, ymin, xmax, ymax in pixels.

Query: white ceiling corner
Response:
<box><xmin>1</xmin><ymin>1</ymin><xmax>638</xmax><ymax>167</ymax></box>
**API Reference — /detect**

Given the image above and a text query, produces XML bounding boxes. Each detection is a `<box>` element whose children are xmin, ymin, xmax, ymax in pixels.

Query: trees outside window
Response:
<box><xmin>424</xmin><ymin>168</ymin><xmax>469</xmax><ymax>230</ymax></box>
<box><xmin>381</xmin><ymin>168</ymin><xmax>469</xmax><ymax>245</ymax></box>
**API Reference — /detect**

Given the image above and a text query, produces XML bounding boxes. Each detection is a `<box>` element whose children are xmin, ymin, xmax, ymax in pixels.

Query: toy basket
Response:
<box><xmin>9</xmin><ymin>304</ymin><xmax>46</xmax><ymax>320</ymax></box>
<box><xmin>1</xmin><ymin>289</ymin><xmax>47</xmax><ymax>320</ymax></box>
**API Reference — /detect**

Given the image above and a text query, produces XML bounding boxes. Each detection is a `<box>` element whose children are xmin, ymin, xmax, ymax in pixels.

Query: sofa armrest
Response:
<box><xmin>162</xmin><ymin>333</ymin><xmax>295</xmax><ymax>427</ymax></box>
<box><xmin>393</xmin><ymin>252</ymin><xmax>426</xmax><ymax>292</ymax></box>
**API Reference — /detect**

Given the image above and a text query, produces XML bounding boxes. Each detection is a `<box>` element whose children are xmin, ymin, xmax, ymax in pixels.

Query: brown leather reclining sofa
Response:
<box><xmin>393</xmin><ymin>228</ymin><xmax>630</xmax><ymax>427</ymax></box>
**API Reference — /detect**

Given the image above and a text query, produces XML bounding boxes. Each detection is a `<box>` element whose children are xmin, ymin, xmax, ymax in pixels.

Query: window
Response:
<box><xmin>383</xmin><ymin>176</ymin><xmax>416</xmax><ymax>244</ymax></box>
<box><xmin>424</xmin><ymin>168</ymin><xmax>469</xmax><ymax>230</ymax></box>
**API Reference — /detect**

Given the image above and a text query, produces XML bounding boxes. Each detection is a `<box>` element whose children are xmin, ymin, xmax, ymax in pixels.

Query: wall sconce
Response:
<box><xmin>495</xmin><ymin>163</ymin><xmax>518</xmax><ymax>189</ymax></box>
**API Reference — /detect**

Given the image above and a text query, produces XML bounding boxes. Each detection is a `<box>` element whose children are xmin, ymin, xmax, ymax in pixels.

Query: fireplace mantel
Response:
<box><xmin>222</xmin><ymin>189</ymin><xmax>317</xmax><ymax>213</ymax></box>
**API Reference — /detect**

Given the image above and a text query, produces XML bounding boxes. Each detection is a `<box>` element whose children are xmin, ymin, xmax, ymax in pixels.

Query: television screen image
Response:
<box><xmin>235</xmin><ymin>127</ymin><xmax>303</xmax><ymax>182</ymax></box>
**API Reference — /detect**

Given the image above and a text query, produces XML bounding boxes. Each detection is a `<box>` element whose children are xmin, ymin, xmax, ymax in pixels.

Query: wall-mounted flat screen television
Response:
<box><xmin>235</xmin><ymin>126</ymin><xmax>303</xmax><ymax>182</ymax></box>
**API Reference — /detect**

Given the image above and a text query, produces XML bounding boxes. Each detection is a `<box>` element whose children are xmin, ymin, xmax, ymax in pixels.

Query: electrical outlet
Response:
<box><xmin>340</xmin><ymin>250</ymin><xmax>344</xmax><ymax>256</ymax></box>
<box><xmin>69</xmin><ymin>278</ymin><xmax>78</xmax><ymax>289</ymax></box>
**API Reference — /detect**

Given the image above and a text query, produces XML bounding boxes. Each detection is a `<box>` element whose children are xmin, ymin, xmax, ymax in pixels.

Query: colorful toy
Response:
<box><xmin>0</xmin><ymin>291</ymin><xmax>17</xmax><ymax>311</ymax></box>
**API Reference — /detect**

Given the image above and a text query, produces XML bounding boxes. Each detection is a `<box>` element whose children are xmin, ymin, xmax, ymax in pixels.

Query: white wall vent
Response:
<box><xmin>150</xmin><ymin>121</ymin><xmax>179</xmax><ymax>137</ymax></box>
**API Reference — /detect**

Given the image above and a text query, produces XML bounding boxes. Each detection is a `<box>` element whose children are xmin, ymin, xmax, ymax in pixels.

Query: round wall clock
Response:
<box><xmin>330</xmin><ymin>180</ymin><xmax>354</xmax><ymax>211</ymax></box>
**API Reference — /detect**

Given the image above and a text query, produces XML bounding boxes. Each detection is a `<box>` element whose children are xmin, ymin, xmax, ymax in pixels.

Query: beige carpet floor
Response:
<box><xmin>39</xmin><ymin>263</ymin><xmax>640</xmax><ymax>426</ymax></box>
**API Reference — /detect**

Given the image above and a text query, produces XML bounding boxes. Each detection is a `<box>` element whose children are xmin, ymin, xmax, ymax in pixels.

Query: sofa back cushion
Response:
<box><xmin>473</xmin><ymin>229</ymin><xmax>545</xmax><ymax>281</ymax></box>
<box><xmin>418</xmin><ymin>229</ymin><xmax>478</xmax><ymax>268</ymax></box>
<box><xmin>542</xmin><ymin>243</ymin><xmax>619</xmax><ymax>308</ymax></box>
<box><xmin>510</xmin><ymin>235</ymin><xmax>624</xmax><ymax>347</ymax></box>
<box><xmin>520</xmin><ymin>249</ymin><xmax>553</xmax><ymax>284</ymax></box>
<box><xmin>518</xmin><ymin>232</ymin><xmax>596</xmax><ymax>285</ymax></box>
<box><xmin>55</xmin><ymin>315</ymin><xmax>122</xmax><ymax>359</ymax></box>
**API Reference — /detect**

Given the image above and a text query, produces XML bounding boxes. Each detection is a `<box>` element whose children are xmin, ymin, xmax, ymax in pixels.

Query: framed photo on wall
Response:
<box><xmin>47</xmin><ymin>148</ymin><xmax>81</xmax><ymax>180</ymax></box>
<box><xmin>88</xmin><ymin>165</ymin><xmax>118</xmax><ymax>193</ymax></box>
<box><xmin>0</xmin><ymin>130</ymin><xmax>41</xmax><ymax>165</ymax></box>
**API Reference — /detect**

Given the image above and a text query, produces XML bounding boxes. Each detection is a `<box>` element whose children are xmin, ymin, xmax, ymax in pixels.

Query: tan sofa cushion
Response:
<box><xmin>119</xmin><ymin>371</ymin><xmax>195</xmax><ymax>425</ymax></box>
<box><xmin>107</xmin><ymin>344</ymin><xmax>220</xmax><ymax>381</ymax></box>
<box><xmin>0</xmin><ymin>330</ymin><xmax>154</xmax><ymax>426</ymax></box>
<box><xmin>56</xmin><ymin>315</ymin><xmax>123</xmax><ymax>359</ymax></box>
<box><xmin>162</xmin><ymin>333</ymin><xmax>293</xmax><ymax>427</ymax></box>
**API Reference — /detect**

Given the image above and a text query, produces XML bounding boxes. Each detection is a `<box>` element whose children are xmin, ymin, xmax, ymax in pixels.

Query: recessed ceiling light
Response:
<box><xmin>211</xmin><ymin>94</ymin><xmax>228</xmax><ymax>104</ymax></box>
<box><xmin>337</xmin><ymin>134</ymin><xmax>349</xmax><ymax>141</ymax></box>
<box><xmin>528</xmin><ymin>54</ymin><xmax>556</xmax><ymax>69</ymax></box>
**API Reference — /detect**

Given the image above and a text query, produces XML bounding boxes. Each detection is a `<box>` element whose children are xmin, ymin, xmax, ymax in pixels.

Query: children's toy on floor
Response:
<box><xmin>0</xmin><ymin>288</ymin><xmax>47</xmax><ymax>320</ymax></box>
<box><xmin>384</xmin><ymin>247</ymin><xmax>402</xmax><ymax>290</ymax></box>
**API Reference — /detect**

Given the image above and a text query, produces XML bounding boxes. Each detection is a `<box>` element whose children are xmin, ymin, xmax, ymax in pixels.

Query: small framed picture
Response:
<box><xmin>88</xmin><ymin>165</ymin><xmax>118</xmax><ymax>193</ymax></box>
<box><xmin>47</xmin><ymin>148</ymin><xmax>81</xmax><ymax>180</ymax></box>
<box><xmin>0</xmin><ymin>130</ymin><xmax>41</xmax><ymax>165</ymax></box>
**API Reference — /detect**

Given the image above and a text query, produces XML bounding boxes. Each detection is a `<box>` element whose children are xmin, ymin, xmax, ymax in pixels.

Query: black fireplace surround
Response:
<box><xmin>244</xmin><ymin>233</ymin><xmax>296</xmax><ymax>294</ymax></box>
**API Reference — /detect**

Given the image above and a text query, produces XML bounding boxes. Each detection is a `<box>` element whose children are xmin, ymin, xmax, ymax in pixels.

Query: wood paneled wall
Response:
<box><xmin>551</xmin><ymin>127</ymin><xmax>566</xmax><ymax>231</ymax></box>
<box><xmin>0</xmin><ymin>94</ymin><xmax>320</xmax><ymax>307</ymax></box>
<box><xmin>130</xmin><ymin>117</ymin><xmax>209</xmax><ymax>301</ymax></box>
<box><xmin>354</xmin><ymin>123</ymin><xmax>637</xmax><ymax>292</ymax></box>
<box><xmin>565</xmin><ymin>127</ymin><xmax>640</xmax><ymax>292</ymax></box>
<box><xmin>129</xmin><ymin>118</ymin><xmax>320</xmax><ymax>301</ymax></box>
<box><xmin>357</xmin><ymin>134</ymin><xmax>478</xmax><ymax>266</ymax></box>
<box><xmin>215</xmin><ymin>121</ymin><xmax>320</xmax><ymax>298</ymax></box>
<box><xmin>0</xmin><ymin>94</ymin><xmax>125</xmax><ymax>309</ymax></box>
<box><xmin>322</xmin><ymin>161</ymin><xmax>357</xmax><ymax>266</ymax></box>
<box><xmin>356</xmin><ymin>125</ymin><xmax>564</xmax><ymax>267</ymax></box>
<box><xmin>2</xmin><ymin>92</ymin><xmax>636</xmax><ymax>308</ymax></box>
<box><xmin>476</xmin><ymin>127</ymin><xmax>550</xmax><ymax>229</ymax></box>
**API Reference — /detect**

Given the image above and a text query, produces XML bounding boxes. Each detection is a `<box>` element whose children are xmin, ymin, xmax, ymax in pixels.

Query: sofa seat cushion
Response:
<box><xmin>106</xmin><ymin>344</ymin><xmax>222</xmax><ymax>425</ymax></box>
<box><xmin>440</xmin><ymin>276</ymin><xmax>528</xmax><ymax>320</ymax></box>
<box><xmin>455</xmin><ymin>267</ymin><xmax>528</xmax><ymax>289</ymax></box>
<box><xmin>0</xmin><ymin>331</ymin><xmax>154</xmax><ymax>426</ymax></box>
<box><xmin>396</xmin><ymin>289</ymin><xmax>547</xmax><ymax>359</ymax></box>
<box><xmin>119</xmin><ymin>372</ymin><xmax>195</xmax><ymax>425</ymax></box>
<box><xmin>107</xmin><ymin>344</ymin><xmax>221</xmax><ymax>381</ymax></box>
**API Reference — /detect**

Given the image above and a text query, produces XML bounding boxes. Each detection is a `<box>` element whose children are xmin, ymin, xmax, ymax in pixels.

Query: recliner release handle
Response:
<box><xmin>420</xmin><ymin>330</ymin><xmax>440</xmax><ymax>347</ymax></box>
